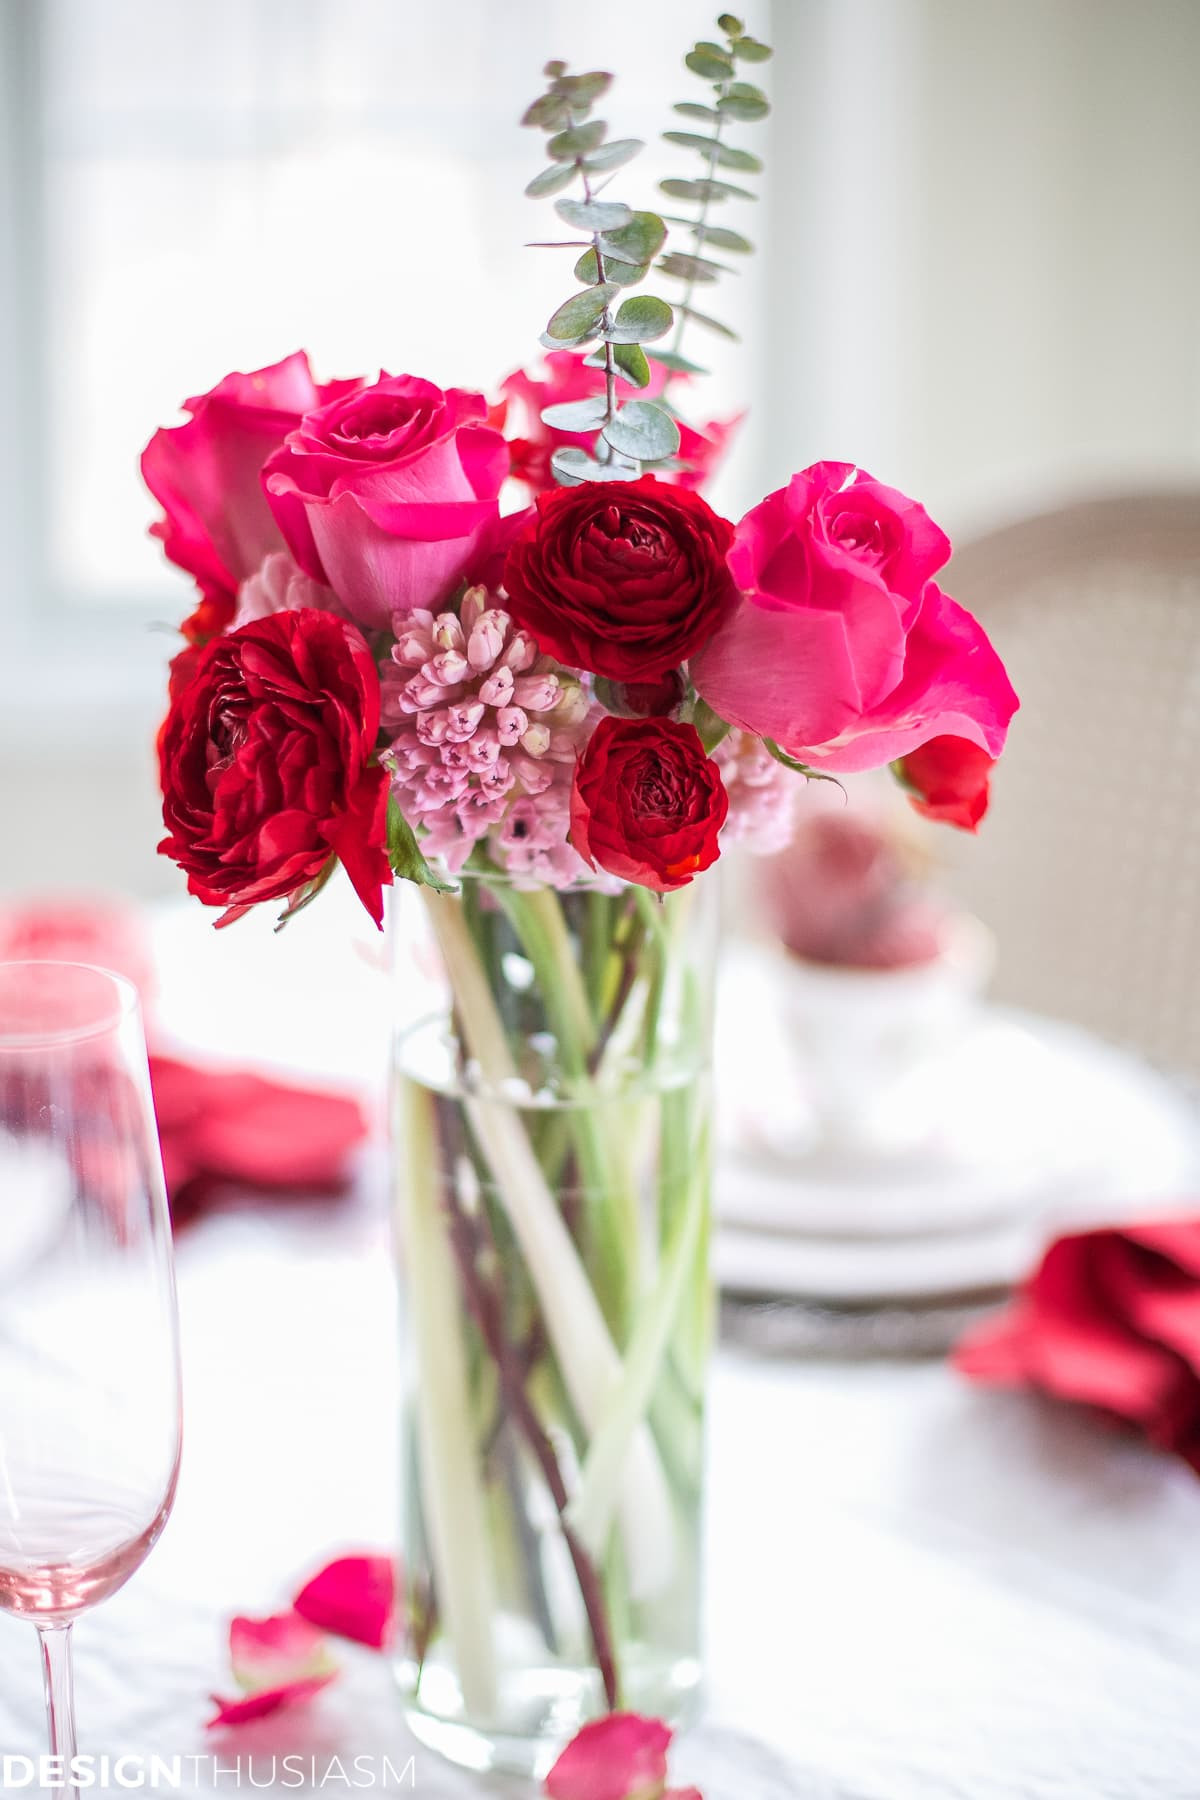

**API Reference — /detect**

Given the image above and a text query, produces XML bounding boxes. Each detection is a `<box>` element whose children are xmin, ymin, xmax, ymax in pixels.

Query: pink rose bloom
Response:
<box><xmin>264</xmin><ymin>373</ymin><xmax>508</xmax><ymax>629</ymax></box>
<box><xmin>498</xmin><ymin>351</ymin><xmax>739</xmax><ymax>496</ymax></box>
<box><xmin>691</xmin><ymin>462</ymin><xmax>1018</xmax><ymax>772</ymax></box>
<box><xmin>142</xmin><ymin>351</ymin><xmax>359</xmax><ymax>606</ymax></box>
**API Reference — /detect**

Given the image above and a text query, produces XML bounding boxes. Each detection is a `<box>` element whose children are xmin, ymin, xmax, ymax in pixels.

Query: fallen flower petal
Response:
<box><xmin>207</xmin><ymin>1672</ymin><xmax>337</xmax><ymax>1730</ymax></box>
<box><xmin>229</xmin><ymin>1611</ymin><xmax>336</xmax><ymax>1691</ymax></box>
<box><xmin>545</xmin><ymin>1713</ymin><xmax>673</xmax><ymax>1800</ymax></box>
<box><xmin>293</xmin><ymin>1554</ymin><xmax>397</xmax><ymax>1650</ymax></box>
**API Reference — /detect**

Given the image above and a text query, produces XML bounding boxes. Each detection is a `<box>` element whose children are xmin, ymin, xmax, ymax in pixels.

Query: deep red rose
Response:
<box><xmin>158</xmin><ymin>609</ymin><xmax>391</xmax><ymax>927</ymax></box>
<box><xmin>895</xmin><ymin>734</ymin><xmax>995</xmax><ymax>831</ymax></box>
<box><xmin>503</xmin><ymin>476</ymin><xmax>736</xmax><ymax>681</ymax></box>
<box><xmin>570</xmin><ymin>716</ymin><xmax>728</xmax><ymax>892</ymax></box>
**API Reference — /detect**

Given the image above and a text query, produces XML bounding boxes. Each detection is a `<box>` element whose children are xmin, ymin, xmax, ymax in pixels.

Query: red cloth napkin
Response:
<box><xmin>955</xmin><ymin>1219</ymin><xmax>1200</xmax><ymax>1474</ymax></box>
<box><xmin>150</xmin><ymin>1055</ymin><xmax>369</xmax><ymax>1223</ymax></box>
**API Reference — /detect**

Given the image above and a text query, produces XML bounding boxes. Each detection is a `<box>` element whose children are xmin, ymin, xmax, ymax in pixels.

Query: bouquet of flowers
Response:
<box><xmin>144</xmin><ymin>14</ymin><xmax>1016</xmax><ymax>1782</ymax></box>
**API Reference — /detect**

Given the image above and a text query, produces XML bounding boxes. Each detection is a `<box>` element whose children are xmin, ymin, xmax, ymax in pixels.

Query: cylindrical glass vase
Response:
<box><xmin>391</xmin><ymin>872</ymin><xmax>717</xmax><ymax>1777</ymax></box>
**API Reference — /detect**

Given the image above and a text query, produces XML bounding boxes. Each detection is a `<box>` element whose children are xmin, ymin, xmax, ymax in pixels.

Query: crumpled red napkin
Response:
<box><xmin>955</xmin><ymin>1219</ymin><xmax>1200</xmax><ymax>1474</ymax></box>
<box><xmin>0</xmin><ymin>895</ymin><xmax>370</xmax><ymax>1223</ymax></box>
<box><xmin>150</xmin><ymin>1056</ymin><xmax>368</xmax><ymax>1222</ymax></box>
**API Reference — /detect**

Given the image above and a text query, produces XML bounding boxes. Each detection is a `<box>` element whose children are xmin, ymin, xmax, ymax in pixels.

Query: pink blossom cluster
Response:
<box><xmin>380</xmin><ymin>586</ymin><xmax>594</xmax><ymax>884</ymax></box>
<box><xmin>713</xmin><ymin>730</ymin><xmax>797</xmax><ymax>853</ymax></box>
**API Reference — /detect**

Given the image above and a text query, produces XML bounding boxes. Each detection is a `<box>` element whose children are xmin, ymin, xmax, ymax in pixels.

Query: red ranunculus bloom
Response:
<box><xmin>895</xmin><ymin>734</ymin><xmax>996</xmax><ymax>830</ymax></box>
<box><xmin>158</xmin><ymin>609</ymin><xmax>391</xmax><ymax>927</ymax></box>
<box><xmin>503</xmin><ymin>477</ymin><xmax>736</xmax><ymax>682</ymax></box>
<box><xmin>570</xmin><ymin>717</ymin><xmax>728</xmax><ymax>892</ymax></box>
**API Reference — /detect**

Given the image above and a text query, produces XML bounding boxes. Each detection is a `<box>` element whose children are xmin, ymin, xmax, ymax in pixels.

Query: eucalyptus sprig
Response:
<box><xmin>654</xmin><ymin>13</ymin><xmax>771</xmax><ymax>385</ymax></box>
<box><xmin>521</xmin><ymin>63</ymin><xmax>680</xmax><ymax>485</ymax></box>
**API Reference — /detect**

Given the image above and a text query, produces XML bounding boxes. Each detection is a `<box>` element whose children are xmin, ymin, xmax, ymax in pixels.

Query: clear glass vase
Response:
<box><xmin>390</xmin><ymin>872</ymin><xmax>717</xmax><ymax>1777</ymax></box>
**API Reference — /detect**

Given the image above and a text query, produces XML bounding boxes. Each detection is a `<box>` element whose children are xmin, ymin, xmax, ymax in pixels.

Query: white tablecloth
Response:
<box><xmin>2</xmin><ymin>892</ymin><xmax>1199</xmax><ymax>1797</ymax></box>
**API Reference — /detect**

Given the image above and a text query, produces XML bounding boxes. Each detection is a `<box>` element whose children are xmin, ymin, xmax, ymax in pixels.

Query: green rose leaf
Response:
<box><xmin>602</xmin><ymin>400</ymin><xmax>681</xmax><ymax>462</ymax></box>
<box><xmin>692</xmin><ymin>696</ymin><xmax>733</xmax><ymax>754</ymax></box>
<box><xmin>582</xmin><ymin>137</ymin><xmax>644</xmax><ymax>172</ymax></box>
<box><xmin>545</xmin><ymin>284</ymin><xmax>618</xmax><ymax>341</ymax></box>
<box><xmin>679</xmin><ymin>304</ymin><xmax>740</xmax><ymax>341</ymax></box>
<box><xmin>574</xmin><ymin>248</ymin><xmax>648</xmax><ymax>287</ymax></box>
<box><xmin>525</xmin><ymin>163</ymin><xmax>579</xmax><ymax>199</ymax></box>
<box><xmin>387</xmin><ymin>802</ymin><xmax>456</xmax><ymax>894</ymax></box>
<box><xmin>555</xmin><ymin>197</ymin><xmax>634</xmax><ymax>232</ymax></box>
<box><xmin>547</xmin><ymin>120</ymin><xmax>608</xmax><ymax>161</ymax></box>
<box><xmin>598</xmin><ymin>211</ymin><xmax>668</xmax><ymax>267</ymax></box>
<box><xmin>603</xmin><ymin>294</ymin><xmax>674</xmax><ymax>344</ymax></box>
<box><xmin>763</xmin><ymin>739</ymin><xmax>844</xmax><ymax>788</ymax></box>
<box><xmin>717</xmin><ymin>82</ymin><xmax>770</xmax><ymax>121</ymax></box>
<box><xmin>540</xmin><ymin>396</ymin><xmax>609</xmax><ymax>431</ymax></box>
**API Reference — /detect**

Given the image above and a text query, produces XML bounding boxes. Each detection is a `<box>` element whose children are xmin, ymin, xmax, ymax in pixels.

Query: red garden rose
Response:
<box><xmin>142</xmin><ymin>351</ymin><xmax>359</xmax><ymax>643</ymax></box>
<box><xmin>158</xmin><ymin>609</ymin><xmax>391</xmax><ymax>927</ymax></box>
<box><xmin>895</xmin><ymin>734</ymin><xmax>996</xmax><ymax>831</ymax></box>
<box><xmin>503</xmin><ymin>476</ymin><xmax>736</xmax><ymax>682</ymax></box>
<box><xmin>570</xmin><ymin>717</ymin><xmax>728</xmax><ymax>892</ymax></box>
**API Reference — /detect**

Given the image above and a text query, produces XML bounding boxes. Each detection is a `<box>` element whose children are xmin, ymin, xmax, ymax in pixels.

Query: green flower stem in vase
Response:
<box><xmin>392</xmin><ymin>871</ymin><xmax>717</xmax><ymax>1776</ymax></box>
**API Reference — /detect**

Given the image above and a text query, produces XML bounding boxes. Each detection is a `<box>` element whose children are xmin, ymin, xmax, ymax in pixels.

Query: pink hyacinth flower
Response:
<box><xmin>293</xmin><ymin>1554</ymin><xmax>397</xmax><ymax>1650</ymax></box>
<box><xmin>208</xmin><ymin>1611</ymin><xmax>337</xmax><ymax>1730</ymax></box>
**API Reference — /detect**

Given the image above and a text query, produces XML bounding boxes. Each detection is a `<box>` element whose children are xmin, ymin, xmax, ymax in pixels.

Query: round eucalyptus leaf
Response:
<box><xmin>673</xmin><ymin>101</ymin><xmax>721</xmax><ymax>122</ymax></box>
<box><xmin>602</xmin><ymin>400</ymin><xmax>681</xmax><ymax>463</ymax></box>
<box><xmin>685</xmin><ymin>47</ymin><xmax>733</xmax><ymax>80</ymax></box>
<box><xmin>697</xmin><ymin>224</ymin><xmax>754</xmax><ymax>253</ymax></box>
<box><xmin>604</xmin><ymin>294</ymin><xmax>674</xmax><ymax>344</ymax></box>
<box><xmin>660</xmin><ymin>176</ymin><xmax>757</xmax><ymax>204</ymax></box>
<box><xmin>525</xmin><ymin>163</ymin><xmax>579</xmax><ymax>199</ymax></box>
<box><xmin>552</xmin><ymin>445</ymin><xmax>640</xmax><ymax>485</ymax></box>
<box><xmin>546</xmin><ymin>284</ymin><xmax>618</xmax><ymax>340</ymax></box>
<box><xmin>599</xmin><ymin>210</ymin><xmax>668</xmax><ymax>267</ymax></box>
<box><xmin>558</xmin><ymin>70</ymin><xmax>612</xmax><ymax>108</ymax></box>
<box><xmin>522</xmin><ymin>92</ymin><xmax>571</xmax><ymax>130</ymax></box>
<box><xmin>540</xmin><ymin>397</ymin><xmax>609</xmax><ymax>431</ymax></box>
<box><xmin>582</xmin><ymin>137</ymin><xmax>644</xmax><ymax>172</ymax></box>
<box><xmin>717</xmin><ymin>82</ymin><xmax>770</xmax><ymax>120</ymax></box>
<box><xmin>575</xmin><ymin>247</ymin><xmax>649</xmax><ymax>287</ymax></box>
<box><xmin>539</xmin><ymin>328</ymin><xmax>598</xmax><ymax>352</ymax></box>
<box><xmin>544</xmin><ymin>60</ymin><xmax>567</xmax><ymax>78</ymax></box>
<box><xmin>612</xmin><ymin>341</ymin><xmax>651</xmax><ymax>388</ymax></box>
<box><xmin>713</xmin><ymin>144</ymin><xmax>763</xmax><ymax>173</ymax></box>
<box><xmin>657</xmin><ymin>250</ymin><xmax>730</xmax><ymax>283</ymax></box>
<box><xmin>555</xmin><ymin>197</ymin><xmax>633</xmax><ymax>232</ymax></box>
<box><xmin>717</xmin><ymin>12</ymin><xmax>745</xmax><ymax>33</ymax></box>
<box><xmin>646</xmin><ymin>347</ymin><xmax>710</xmax><ymax>376</ymax></box>
<box><xmin>680</xmin><ymin>304</ymin><xmax>740</xmax><ymax>341</ymax></box>
<box><xmin>547</xmin><ymin>120</ymin><xmax>607</xmax><ymax>161</ymax></box>
<box><xmin>733</xmin><ymin>37</ymin><xmax>773</xmax><ymax>61</ymax></box>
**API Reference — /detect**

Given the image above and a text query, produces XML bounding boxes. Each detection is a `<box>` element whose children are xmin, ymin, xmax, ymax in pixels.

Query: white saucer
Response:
<box><xmin>714</xmin><ymin>957</ymin><xmax>1200</xmax><ymax>1302</ymax></box>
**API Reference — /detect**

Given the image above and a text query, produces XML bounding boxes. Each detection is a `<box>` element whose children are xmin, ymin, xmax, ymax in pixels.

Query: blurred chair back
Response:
<box><xmin>944</xmin><ymin>493</ymin><xmax>1200</xmax><ymax>1079</ymax></box>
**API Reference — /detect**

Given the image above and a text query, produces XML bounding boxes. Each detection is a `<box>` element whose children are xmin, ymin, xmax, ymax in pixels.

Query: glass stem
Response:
<box><xmin>37</xmin><ymin>1622</ymin><xmax>78</xmax><ymax>1797</ymax></box>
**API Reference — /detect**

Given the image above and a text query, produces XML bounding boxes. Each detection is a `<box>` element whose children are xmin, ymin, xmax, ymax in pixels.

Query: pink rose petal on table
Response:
<box><xmin>545</xmin><ymin>1713</ymin><xmax>674</xmax><ymax>1800</ymax></box>
<box><xmin>207</xmin><ymin>1612</ymin><xmax>338</xmax><ymax>1730</ymax></box>
<box><xmin>293</xmin><ymin>1554</ymin><xmax>397</xmax><ymax>1649</ymax></box>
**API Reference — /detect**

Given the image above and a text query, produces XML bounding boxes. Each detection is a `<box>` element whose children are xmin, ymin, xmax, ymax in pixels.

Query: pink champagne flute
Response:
<box><xmin>0</xmin><ymin>962</ymin><xmax>181</xmax><ymax>1787</ymax></box>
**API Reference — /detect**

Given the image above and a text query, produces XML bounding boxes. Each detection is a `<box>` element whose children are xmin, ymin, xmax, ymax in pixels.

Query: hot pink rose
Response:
<box><xmin>691</xmin><ymin>463</ymin><xmax>1017</xmax><ymax>772</ymax></box>
<box><xmin>498</xmin><ymin>351</ymin><xmax>739</xmax><ymax>496</ymax></box>
<box><xmin>142</xmin><ymin>351</ymin><xmax>359</xmax><ymax>628</ymax></box>
<box><xmin>264</xmin><ymin>374</ymin><xmax>508</xmax><ymax>629</ymax></box>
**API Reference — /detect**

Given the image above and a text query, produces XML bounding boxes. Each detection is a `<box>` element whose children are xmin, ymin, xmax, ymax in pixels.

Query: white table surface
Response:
<box><xmin>3</xmin><ymin>888</ymin><xmax>1200</xmax><ymax>1798</ymax></box>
